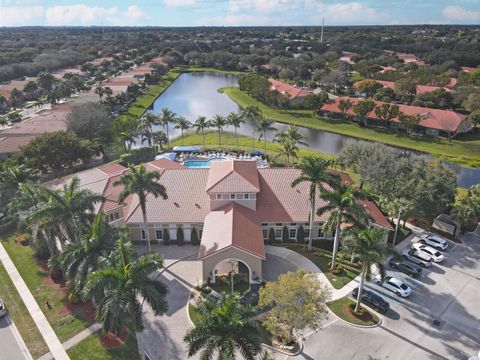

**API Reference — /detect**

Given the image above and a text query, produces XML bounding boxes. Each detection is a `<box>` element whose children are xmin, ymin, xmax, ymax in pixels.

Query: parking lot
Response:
<box><xmin>292</xmin><ymin>230</ymin><xmax>480</xmax><ymax>360</ymax></box>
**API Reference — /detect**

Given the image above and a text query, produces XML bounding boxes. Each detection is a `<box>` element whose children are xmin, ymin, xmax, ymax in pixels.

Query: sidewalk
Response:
<box><xmin>0</xmin><ymin>242</ymin><xmax>70</xmax><ymax>360</ymax></box>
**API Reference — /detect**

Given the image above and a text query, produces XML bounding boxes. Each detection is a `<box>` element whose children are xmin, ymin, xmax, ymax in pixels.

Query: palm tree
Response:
<box><xmin>193</xmin><ymin>116</ymin><xmax>211</xmax><ymax>149</ymax></box>
<box><xmin>274</xmin><ymin>125</ymin><xmax>308</xmax><ymax>147</ymax></box>
<box><xmin>275</xmin><ymin>138</ymin><xmax>298</xmax><ymax>166</ymax></box>
<box><xmin>317</xmin><ymin>184</ymin><xmax>368</xmax><ymax>270</ymax></box>
<box><xmin>211</xmin><ymin>115</ymin><xmax>227</xmax><ymax>149</ymax></box>
<box><xmin>27</xmin><ymin>177</ymin><xmax>105</xmax><ymax>244</ymax></box>
<box><xmin>140</xmin><ymin>113</ymin><xmax>159</xmax><ymax>148</ymax></box>
<box><xmin>159</xmin><ymin>108</ymin><xmax>176</xmax><ymax>150</ymax></box>
<box><xmin>338</xmin><ymin>99</ymin><xmax>353</xmax><ymax>119</ymax></box>
<box><xmin>84</xmin><ymin>238</ymin><xmax>168</xmax><ymax>335</ymax></box>
<box><xmin>256</xmin><ymin>116</ymin><xmax>276</xmax><ymax>156</ymax></box>
<box><xmin>120</xmin><ymin>130</ymin><xmax>136</xmax><ymax>152</ymax></box>
<box><xmin>342</xmin><ymin>228</ymin><xmax>390</xmax><ymax>312</ymax></box>
<box><xmin>241</xmin><ymin>105</ymin><xmax>262</xmax><ymax>152</ymax></box>
<box><xmin>174</xmin><ymin>116</ymin><xmax>191</xmax><ymax>145</ymax></box>
<box><xmin>291</xmin><ymin>157</ymin><xmax>340</xmax><ymax>252</ymax></box>
<box><xmin>60</xmin><ymin>212</ymin><xmax>117</xmax><ymax>294</ymax></box>
<box><xmin>184</xmin><ymin>294</ymin><xmax>262</xmax><ymax>360</ymax></box>
<box><xmin>95</xmin><ymin>86</ymin><xmax>105</xmax><ymax>101</ymax></box>
<box><xmin>113</xmin><ymin>164</ymin><xmax>167</xmax><ymax>253</ymax></box>
<box><xmin>226</xmin><ymin>112</ymin><xmax>244</xmax><ymax>151</ymax></box>
<box><xmin>152</xmin><ymin>131</ymin><xmax>168</xmax><ymax>153</ymax></box>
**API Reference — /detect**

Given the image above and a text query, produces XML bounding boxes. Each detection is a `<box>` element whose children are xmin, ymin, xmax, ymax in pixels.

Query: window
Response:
<box><xmin>155</xmin><ymin>230</ymin><xmax>163</xmax><ymax>240</ymax></box>
<box><xmin>290</xmin><ymin>223</ymin><xmax>297</xmax><ymax>226</ymax></box>
<box><xmin>230</xmin><ymin>194</ymin><xmax>236</xmax><ymax>199</ymax></box>
<box><xmin>216</xmin><ymin>194</ymin><xmax>222</xmax><ymax>200</ymax></box>
<box><xmin>304</xmin><ymin>228</ymin><xmax>310</xmax><ymax>238</ymax></box>
<box><xmin>141</xmin><ymin>229</ymin><xmax>146</xmax><ymax>240</ymax></box>
<box><xmin>289</xmin><ymin>228</ymin><xmax>296</xmax><ymax>238</ymax></box>
<box><xmin>317</xmin><ymin>229</ymin><xmax>324</xmax><ymax>238</ymax></box>
<box><xmin>275</xmin><ymin>229</ymin><xmax>282</xmax><ymax>238</ymax></box>
<box><xmin>114</xmin><ymin>212</ymin><xmax>120</xmax><ymax>220</ymax></box>
<box><xmin>244</xmin><ymin>193</ymin><xmax>249</xmax><ymax>199</ymax></box>
<box><xmin>262</xmin><ymin>229</ymin><xmax>268</xmax><ymax>239</ymax></box>
<box><xmin>261</xmin><ymin>223</ymin><xmax>268</xmax><ymax>226</ymax></box>
<box><xmin>275</xmin><ymin>223</ymin><xmax>282</xmax><ymax>226</ymax></box>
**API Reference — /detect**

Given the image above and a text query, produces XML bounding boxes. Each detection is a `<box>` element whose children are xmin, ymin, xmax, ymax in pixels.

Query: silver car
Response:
<box><xmin>420</xmin><ymin>233</ymin><xmax>449</xmax><ymax>250</ymax></box>
<box><xmin>0</xmin><ymin>299</ymin><xmax>7</xmax><ymax>317</ymax></box>
<box><xmin>402</xmin><ymin>248</ymin><xmax>433</xmax><ymax>267</ymax></box>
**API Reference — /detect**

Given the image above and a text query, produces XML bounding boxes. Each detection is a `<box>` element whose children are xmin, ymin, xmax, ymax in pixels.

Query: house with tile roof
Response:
<box><xmin>353</xmin><ymin>80</ymin><xmax>453</xmax><ymax>96</ymax></box>
<box><xmin>49</xmin><ymin>159</ymin><xmax>393</xmax><ymax>285</ymax></box>
<box><xmin>269</xmin><ymin>79</ymin><xmax>310</xmax><ymax>102</ymax></box>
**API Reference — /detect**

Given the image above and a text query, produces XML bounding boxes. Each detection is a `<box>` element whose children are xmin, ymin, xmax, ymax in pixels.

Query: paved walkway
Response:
<box><xmin>0</xmin><ymin>243</ymin><xmax>70</xmax><ymax>360</ymax></box>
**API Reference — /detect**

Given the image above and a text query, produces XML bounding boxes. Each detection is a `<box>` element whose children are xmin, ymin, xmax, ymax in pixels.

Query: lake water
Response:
<box><xmin>147</xmin><ymin>72</ymin><xmax>480</xmax><ymax>188</ymax></box>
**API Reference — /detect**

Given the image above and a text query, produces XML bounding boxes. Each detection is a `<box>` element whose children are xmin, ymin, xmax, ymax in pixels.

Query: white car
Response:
<box><xmin>420</xmin><ymin>233</ymin><xmax>448</xmax><ymax>250</ymax></box>
<box><xmin>401</xmin><ymin>248</ymin><xmax>433</xmax><ymax>267</ymax></box>
<box><xmin>374</xmin><ymin>275</ymin><xmax>412</xmax><ymax>297</ymax></box>
<box><xmin>412</xmin><ymin>243</ymin><xmax>445</xmax><ymax>263</ymax></box>
<box><xmin>0</xmin><ymin>299</ymin><xmax>7</xmax><ymax>317</ymax></box>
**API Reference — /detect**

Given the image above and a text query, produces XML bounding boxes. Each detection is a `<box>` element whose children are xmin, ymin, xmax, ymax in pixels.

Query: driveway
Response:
<box><xmin>286</xmin><ymin>231</ymin><xmax>480</xmax><ymax>360</ymax></box>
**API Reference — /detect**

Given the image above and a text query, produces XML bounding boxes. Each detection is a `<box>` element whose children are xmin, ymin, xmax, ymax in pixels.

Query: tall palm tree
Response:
<box><xmin>317</xmin><ymin>184</ymin><xmax>368</xmax><ymax>270</ymax></box>
<box><xmin>0</xmin><ymin>164</ymin><xmax>38</xmax><ymax>205</ymax></box>
<box><xmin>159</xmin><ymin>108</ymin><xmax>176</xmax><ymax>150</ymax></box>
<box><xmin>152</xmin><ymin>131</ymin><xmax>168</xmax><ymax>153</ymax></box>
<box><xmin>184</xmin><ymin>294</ymin><xmax>262</xmax><ymax>360</ymax></box>
<box><xmin>241</xmin><ymin>105</ymin><xmax>262</xmax><ymax>152</ymax></box>
<box><xmin>28</xmin><ymin>177</ymin><xmax>105</xmax><ymax>244</ymax></box>
<box><xmin>291</xmin><ymin>157</ymin><xmax>340</xmax><ymax>252</ymax></box>
<box><xmin>211</xmin><ymin>115</ymin><xmax>227</xmax><ymax>149</ymax></box>
<box><xmin>113</xmin><ymin>164</ymin><xmax>167</xmax><ymax>253</ymax></box>
<box><xmin>226</xmin><ymin>112</ymin><xmax>244</xmax><ymax>151</ymax></box>
<box><xmin>140</xmin><ymin>113</ymin><xmax>159</xmax><ymax>148</ymax></box>
<box><xmin>174</xmin><ymin>116</ymin><xmax>191</xmax><ymax>145</ymax></box>
<box><xmin>60</xmin><ymin>212</ymin><xmax>117</xmax><ymax>294</ymax></box>
<box><xmin>342</xmin><ymin>228</ymin><xmax>389</xmax><ymax>312</ymax></box>
<box><xmin>274</xmin><ymin>138</ymin><xmax>298</xmax><ymax>166</ymax></box>
<box><xmin>256</xmin><ymin>116</ymin><xmax>276</xmax><ymax>156</ymax></box>
<box><xmin>274</xmin><ymin>125</ymin><xmax>308</xmax><ymax>147</ymax></box>
<box><xmin>84</xmin><ymin>238</ymin><xmax>168</xmax><ymax>335</ymax></box>
<box><xmin>120</xmin><ymin>130</ymin><xmax>136</xmax><ymax>152</ymax></box>
<box><xmin>193</xmin><ymin>116</ymin><xmax>211</xmax><ymax>149</ymax></box>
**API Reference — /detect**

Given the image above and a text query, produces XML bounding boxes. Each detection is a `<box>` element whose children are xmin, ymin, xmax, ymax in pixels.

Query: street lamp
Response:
<box><xmin>392</xmin><ymin>206</ymin><xmax>403</xmax><ymax>246</ymax></box>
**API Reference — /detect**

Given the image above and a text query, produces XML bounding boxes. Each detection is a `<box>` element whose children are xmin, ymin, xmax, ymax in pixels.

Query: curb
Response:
<box><xmin>262</xmin><ymin>338</ymin><xmax>304</xmax><ymax>357</ymax></box>
<box><xmin>327</xmin><ymin>305</ymin><xmax>382</xmax><ymax>329</ymax></box>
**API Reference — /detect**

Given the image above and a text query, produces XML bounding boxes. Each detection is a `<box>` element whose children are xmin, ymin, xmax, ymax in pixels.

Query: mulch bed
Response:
<box><xmin>100</xmin><ymin>327</ymin><xmax>129</xmax><ymax>349</ymax></box>
<box><xmin>343</xmin><ymin>304</ymin><xmax>375</xmax><ymax>323</ymax></box>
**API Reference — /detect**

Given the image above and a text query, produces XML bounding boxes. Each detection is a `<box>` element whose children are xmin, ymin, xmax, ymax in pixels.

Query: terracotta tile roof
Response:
<box><xmin>144</xmin><ymin>158</ymin><xmax>185</xmax><ymax>172</ymax></box>
<box><xmin>269</xmin><ymin>79</ymin><xmax>310</xmax><ymax>99</ymax></box>
<box><xmin>353</xmin><ymin>80</ymin><xmax>451</xmax><ymax>94</ymax></box>
<box><xmin>98</xmin><ymin>163</ymin><xmax>128</xmax><ymax>176</ymax></box>
<box><xmin>461</xmin><ymin>66</ymin><xmax>476</xmax><ymax>73</ymax></box>
<box><xmin>359</xmin><ymin>200</ymin><xmax>394</xmax><ymax>231</ymax></box>
<box><xmin>205</xmin><ymin>160</ymin><xmax>260</xmax><ymax>193</ymax></box>
<box><xmin>198</xmin><ymin>203</ymin><xmax>265</xmax><ymax>259</ymax></box>
<box><xmin>321</xmin><ymin>97</ymin><xmax>469</xmax><ymax>133</ymax></box>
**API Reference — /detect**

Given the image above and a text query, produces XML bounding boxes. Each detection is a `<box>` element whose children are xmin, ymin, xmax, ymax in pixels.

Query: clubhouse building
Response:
<box><xmin>49</xmin><ymin>159</ymin><xmax>393</xmax><ymax>285</ymax></box>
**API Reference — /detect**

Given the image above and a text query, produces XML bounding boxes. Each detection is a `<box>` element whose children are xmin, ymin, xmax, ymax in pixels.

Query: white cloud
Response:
<box><xmin>229</xmin><ymin>0</ymin><xmax>315</xmax><ymax>13</ymax></box>
<box><xmin>200</xmin><ymin>13</ymin><xmax>286</xmax><ymax>26</ymax></box>
<box><xmin>163</xmin><ymin>0</ymin><xmax>199</xmax><ymax>6</ymax></box>
<box><xmin>0</xmin><ymin>6</ymin><xmax>45</xmax><ymax>26</ymax></box>
<box><xmin>322</xmin><ymin>2</ymin><xmax>385</xmax><ymax>23</ymax></box>
<box><xmin>442</xmin><ymin>5</ymin><xmax>480</xmax><ymax>21</ymax></box>
<box><xmin>45</xmin><ymin>4</ymin><xmax>116</xmax><ymax>25</ymax></box>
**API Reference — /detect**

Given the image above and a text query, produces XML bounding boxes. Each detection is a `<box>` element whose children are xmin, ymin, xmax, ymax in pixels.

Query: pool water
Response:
<box><xmin>183</xmin><ymin>157</ymin><xmax>227</xmax><ymax>168</ymax></box>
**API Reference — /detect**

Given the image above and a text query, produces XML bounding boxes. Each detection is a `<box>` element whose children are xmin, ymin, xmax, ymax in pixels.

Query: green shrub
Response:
<box><xmin>177</xmin><ymin>227</ymin><xmax>184</xmax><ymax>246</ymax></box>
<box><xmin>191</xmin><ymin>227</ymin><xmax>200</xmax><ymax>245</ymax></box>
<box><xmin>282</xmin><ymin>225</ymin><xmax>289</xmax><ymax>242</ymax></box>
<box><xmin>163</xmin><ymin>228</ymin><xmax>170</xmax><ymax>245</ymax></box>
<box><xmin>297</xmin><ymin>225</ymin><xmax>305</xmax><ymax>243</ymax></box>
<box><xmin>268</xmin><ymin>228</ymin><xmax>276</xmax><ymax>242</ymax></box>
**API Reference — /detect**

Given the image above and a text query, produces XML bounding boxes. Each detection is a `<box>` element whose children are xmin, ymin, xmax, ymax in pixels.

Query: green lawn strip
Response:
<box><xmin>188</xmin><ymin>304</ymin><xmax>272</xmax><ymax>346</ymax></box>
<box><xmin>267</xmin><ymin>243</ymin><xmax>361</xmax><ymax>290</ymax></box>
<box><xmin>327</xmin><ymin>297</ymin><xmax>379</xmax><ymax>326</ymax></box>
<box><xmin>1</xmin><ymin>236</ymin><xmax>93</xmax><ymax>342</ymax></box>
<box><xmin>222</xmin><ymin>87</ymin><xmax>480</xmax><ymax>168</ymax></box>
<box><xmin>0</xmin><ymin>261</ymin><xmax>49</xmax><ymax>359</ymax></box>
<box><xmin>67</xmin><ymin>332</ymin><xmax>140</xmax><ymax>360</ymax></box>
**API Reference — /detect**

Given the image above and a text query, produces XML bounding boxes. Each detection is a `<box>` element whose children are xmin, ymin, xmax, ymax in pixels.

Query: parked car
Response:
<box><xmin>389</xmin><ymin>258</ymin><xmax>423</xmax><ymax>277</ymax></box>
<box><xmin>352</xmin><ymin>287</ymin><xmax>390</xmax><ymax>313</ymax></box>
<box><xmin>373</xmin><ymin>275</ymin><xmax>412</xmax><ymax>297</ymax></box>
<box><xmin>412</xmin><ymin>243</ymin><xmax>445</xmax><ymax>263</ymax></box>
<box><xmin>420</xmin><ymin>233</ymin><xmax>448</xmax><ymax>250</ymax></box>
<box><xmin>0</xmin><ymin>299</ymin><xmax>7</xmax><ymax>317</ymax></box>
<box><xmin>401</xmin><ymin>248</ymin><xmax>433</xmax><ymax>267</ymax></box>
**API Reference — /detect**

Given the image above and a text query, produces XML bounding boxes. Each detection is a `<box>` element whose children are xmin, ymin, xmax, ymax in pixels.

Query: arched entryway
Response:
<box><xmin>208</xmin><ymin>258</ymin><xmax>254</xmax><ymax>294</ymax></box>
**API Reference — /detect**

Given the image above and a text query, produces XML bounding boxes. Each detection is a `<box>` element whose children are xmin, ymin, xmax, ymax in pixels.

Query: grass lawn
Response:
<box><xmin>0</xmin><ymin>261</ymin><xmax>49</xmax><ymax>359</ymax></box>
<box><xmin>327</xmin><ymin>297</ymin><xmax>379</xmax><ymax>326</ymax></box>
<box><xmin>270</xmin><ymin>243</ymin><xmax>361</xmax><ymax>289</ymax></box>
<box><xmin>222</xmin><ymin>86</ymin><xmax>480</xmax><ymax>168</ymax></box>
<box><xmin>67</xmin><ymin>332</ymin><xmax>140</xmax><ymax>360</ymax></box>
<box><xmin>1</xmin><ymin>235</ymin><xmax>94</xmax><ymax>342</ymax></box>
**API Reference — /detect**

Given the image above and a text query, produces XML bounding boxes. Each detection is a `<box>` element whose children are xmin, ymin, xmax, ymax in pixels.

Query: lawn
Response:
<box><xmin>327</xmin><ymin>297</ymin><xmax>379</xmax><ymax>326</ymax></box>
<box><xmin>222</xmin><ymin>87</ymin><xmax>480</xmax><ymax>168</ymax></box>
<box><xmin>1</xmin><ymin>235</ymin><xmax>94</xmax><ymax>342</ymax></box>
<box><xmin>67</xmin><ymin>332</ymin><xmax>140</xmax><ymax>360</ymax></box>
<box><xmin>0</xmin><ymin>261</ymin><xmax>49</xmax><ymax>359</ymax></box>
<box><xmin>269</xmin><ymin>243</ymin><xmax>361</xmax><ymax>289</ymax></box>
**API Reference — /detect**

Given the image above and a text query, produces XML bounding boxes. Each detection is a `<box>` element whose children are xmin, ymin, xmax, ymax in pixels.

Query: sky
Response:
<box><xmin>1</xmin><ymin>0</ymin><xmax>479</xmax><ymax>27</ymax></box>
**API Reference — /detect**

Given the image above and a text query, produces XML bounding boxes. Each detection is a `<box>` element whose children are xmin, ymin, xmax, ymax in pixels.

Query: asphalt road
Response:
<box><xmin>0</xmin><ymin>315</ymin><xmax>30</xmax><ymax>360</ymax></box>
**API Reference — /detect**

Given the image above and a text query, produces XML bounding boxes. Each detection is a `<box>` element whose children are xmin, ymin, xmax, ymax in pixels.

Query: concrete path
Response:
<box><xmin>0</xmin><ymin>315</ymin><xmax>33</xmax><ymax>360</ymax></box>
<box><xmin>37</xmin><ymin>323</ymin><xmax>102</xmax><ymax>360</ymax></box>
<box><xmin>0</xmin><ymin>243</ymin><xmax>70</xmax><ymax>360</ymax></box>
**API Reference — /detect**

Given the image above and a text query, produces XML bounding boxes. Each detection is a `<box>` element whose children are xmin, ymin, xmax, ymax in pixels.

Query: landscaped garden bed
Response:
<box><xmin>327</xmin><ymin>297</ymin><xmax>380</xmax><ymax>326</ymax></box>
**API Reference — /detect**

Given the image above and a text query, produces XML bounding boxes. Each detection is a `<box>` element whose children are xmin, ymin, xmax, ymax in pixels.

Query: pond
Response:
<box><xmin>146</xmin><ymin>72</ymin><xmax>480</xmax><ymax>188</ymax></box>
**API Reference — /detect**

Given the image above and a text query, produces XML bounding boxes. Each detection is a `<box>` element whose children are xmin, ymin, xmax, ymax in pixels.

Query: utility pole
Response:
<box><xmin>392</xmin><ymin>206</ymin><xmax>403</xmax><ymax>246</ymax></box>
<box><xmin>320</xmin><ymin>18</ymin><xmax>325</xmax><ymax>44</ymax></box>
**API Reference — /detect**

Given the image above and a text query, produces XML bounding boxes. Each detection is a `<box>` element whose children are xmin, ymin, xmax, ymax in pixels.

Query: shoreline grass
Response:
<box><xmin>222</xmin><ymin>86</ymin><xmax>480</xmax><ymax>168</ymax></box>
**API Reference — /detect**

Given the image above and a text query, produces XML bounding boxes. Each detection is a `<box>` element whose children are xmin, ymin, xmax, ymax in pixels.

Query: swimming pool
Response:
<box><xmin>183</xmin><ymin>157</ymin><xmax>227</xmax><ymax>168</ymax></box>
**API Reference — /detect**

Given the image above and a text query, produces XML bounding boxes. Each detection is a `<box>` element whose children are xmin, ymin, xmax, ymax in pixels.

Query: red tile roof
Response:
<box><xmin>353</xmin><ymin>80</ymin><xmax>451</xmax><ymax>94</ymax></box>
<box><xmin>269</xmin><ymin>79</ymin><xmax>310</xmax><ymax>99</ymax></box>
<box><xmin>321</xmin><ymin>97</ymin><xmax>469</xmax><ymax>133</ymax></box>
<box><xmin>205</xmin><ymin>160</ymin><xmax>260</xmax><ymax>193</ymax></box>
<box><xmin>145</xmin><ymin>158</ymin><xmax>185</xmax><ymax>171</ymax></box>
<box><xmin>198</xmin><ymin>202</ymin><xmax>265</xmax><ymax>259</ymax></box>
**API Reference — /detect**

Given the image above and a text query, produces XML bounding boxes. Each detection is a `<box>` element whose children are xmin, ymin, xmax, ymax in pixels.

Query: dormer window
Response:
<box><xmin>230</xmin><ymin>194</ymin><xmax>236</xmax><ymax>200</ymax></box>
<box><xmin>244</xmin><ymin>193</ymin><xmax>249</xmax><ymax>199</ymax></box>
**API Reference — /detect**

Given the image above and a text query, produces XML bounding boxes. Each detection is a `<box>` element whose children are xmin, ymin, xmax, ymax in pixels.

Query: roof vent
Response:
<box><xmin>195</xmin><ymin>203</ymin><xmax>201</xmax><ymax>209</ymax></box>
<box><xmin>296</xmin><ymin>189</ymin><xmax>301</xmax><ymax>193</ymax></box>
<box><xmin>174</xmin><ymin>202</ymin><xmax>180</xmax><ymax>208</ymax></box>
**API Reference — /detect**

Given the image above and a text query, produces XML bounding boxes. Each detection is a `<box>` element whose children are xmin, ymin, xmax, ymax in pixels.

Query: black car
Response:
<box><xmin>351</xmin><ymin>288</ymin><xmax>390</xmax><ymax>313</ymax></box>
<box><xmin>389</xmin><ymin>258</ymin><xmax>423</xmax><ymax>278</ymax></box>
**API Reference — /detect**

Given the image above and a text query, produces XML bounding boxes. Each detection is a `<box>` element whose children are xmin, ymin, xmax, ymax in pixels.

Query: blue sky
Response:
<box><xmin>1</xmin><ymin>0</ymin><xmax>479</xmax><ymax>27</ymax></box>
